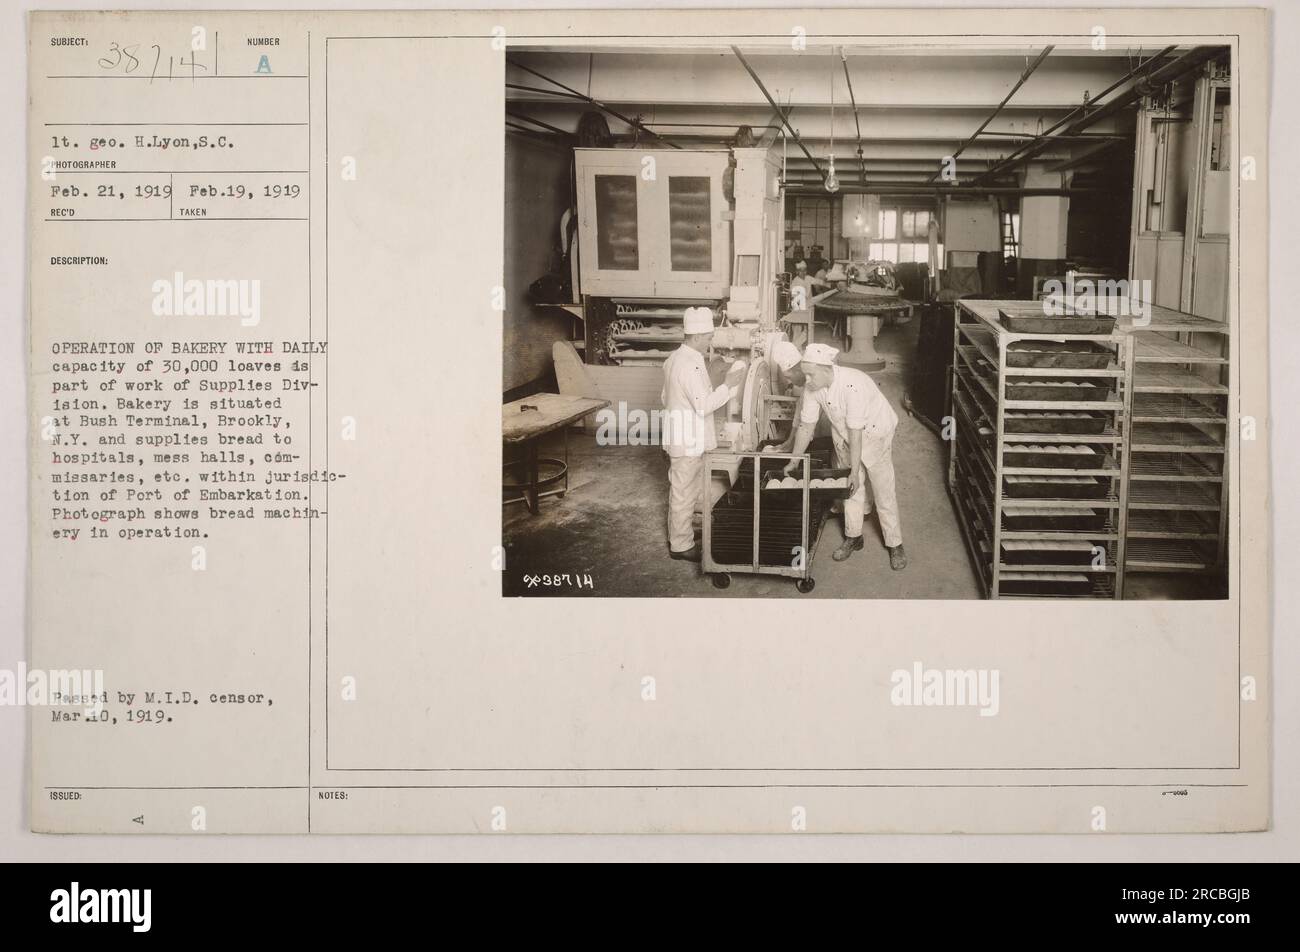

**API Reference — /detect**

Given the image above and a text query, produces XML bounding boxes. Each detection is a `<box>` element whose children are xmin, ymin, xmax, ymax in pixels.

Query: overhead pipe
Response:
<box><xmin>505</xmin><ymin>82</ymin><xmax>588</xmax><ymax>101</ymax></box>
<box><xmin>926</xmin><ymin>44</ymin><xmax>1054</xmax><ymax>183</ymax></box>
<box><xmin>975</xmin><ymin>131</ymin><xmax>1130</xmax><ymax>141</ymax></box>
<box><xmin>839</xmin><ymin>49</ymin><xmax>869</xmax><ymax>186</ymax></box>
<box><xmin>969</xmin><ymin>45</ymin><xmax>1178</xmax><ymax>182</ymax></box>
<box><xmin>967</xmin><ymin>44</ymin><xmax>1201</xmax><ymax>185</ymax></box>
<box><xmin>761</xmin><ymin>100</ymin><xmax>794</xmax><ymax>149</ymax></box>
<box><xmin>505</xmin><ymin>111</ymin><xmax>575</xmax><ymax>138</ymax></box>
<box><xmin>506</xmin><ymin>59</ymin><xmax>681</xmax><ymax>149</ymax></box>
<box><xmin>731</xmin><ymin>46</ymin><xmax>827</xmax><ymax>185</ymax></box>
<box><xmin>1049</xmin><ymin>44</ymin><xmax>1222</xmax><ymax>130</ymax></box>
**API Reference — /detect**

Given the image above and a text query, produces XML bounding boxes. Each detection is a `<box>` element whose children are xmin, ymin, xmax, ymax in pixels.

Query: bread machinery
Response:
<box><xmin>702</xmin><ymin>145</ymin><xmax>797</xmax><ymax>454</ymax></box>
<box><xmin>708</xmin><ymin>329</ymin><xmax>797</xmax><ymax>454</ymax></box>
<box><xmin>570</xmin><ymin>141</ymin><xmax>838</xmax><ymax>588</ymax></box>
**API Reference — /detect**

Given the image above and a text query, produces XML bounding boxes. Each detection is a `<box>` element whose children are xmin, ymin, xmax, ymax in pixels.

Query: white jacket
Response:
<box><xmin>801</xmin><ymin>365</ymin><xmax>899</xmax><ymax>467</ymax></box>
<box><xmin>660</xmin><ymin>343</ymin><xmax>730</xmax><ymax>458</ymax></box>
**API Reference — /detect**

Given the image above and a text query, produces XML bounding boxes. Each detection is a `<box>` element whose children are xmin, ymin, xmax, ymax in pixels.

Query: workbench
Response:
<box><xmin>502</xmin><ymin>393</ymin><xmax>610</xmax><ymax>514</ymax></box>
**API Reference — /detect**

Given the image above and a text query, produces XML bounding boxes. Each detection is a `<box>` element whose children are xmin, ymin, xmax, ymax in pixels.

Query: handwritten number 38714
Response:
<box><xmin>98</xmin><ymin>43</ymin><xmax>208</xmax><ymax>82</ymax></box>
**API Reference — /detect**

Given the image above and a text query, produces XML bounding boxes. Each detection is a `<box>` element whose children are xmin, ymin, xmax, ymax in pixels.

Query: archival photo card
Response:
<box><xmin>25</xmin><ymin>6</ymin><xmax>1270</xmax><ymax>834</ymax></box>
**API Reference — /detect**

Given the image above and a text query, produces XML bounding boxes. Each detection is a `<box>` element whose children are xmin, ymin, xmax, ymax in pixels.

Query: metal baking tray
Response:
<box><xmin>1004</xmin><ymin>411</ymin><xmax>1109</xmax><ymax>434</ymax></box>
<box><xmin>998</xmin><ymin>310</ymin><xmax>1117</xmax><ymax>335</ymax></box>
<box><xmin>1002</xmin><ymin>444</ymin><xmax>1109</xmax><ymax>470</ymax></box>
<box><xmin>999</xmin><ymin>570</ymin><xmax>1095</xmax><ymax>596</ymax></box>
<box><xmin>1005</xmin><ymin>379</ymin><xmax>1112</xmax><ymax>402</ymax></box>
<box><xmin>1001</xmin><ymin>541</ymin><xmax>1099</xmax><ymax>566</ymax></box>
<box><xmin>1002</xmin><ymin>506</ymin><xmax>1108</xmax><ymax>532</ymax></box>
<box><xmin>1006</xmin><ymin>340</ymin><xmax>1114</xmax><ymax>369</ymax></box>
<box><xmin>1003</xmin><ymin>475</ymin><xmax>1111</xmax><ymax>499</ymax></box>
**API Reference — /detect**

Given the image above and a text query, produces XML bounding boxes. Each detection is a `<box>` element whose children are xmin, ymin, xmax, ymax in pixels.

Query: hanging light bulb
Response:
<box><xmin>825</xmin><ymin>47</ymin><xmax>839</xmax><ymax>193</ymax></box>
<box><xmin>825</xmin><ymin>155</ymin><xmax>840</xmax><ymax>193</ymax></box>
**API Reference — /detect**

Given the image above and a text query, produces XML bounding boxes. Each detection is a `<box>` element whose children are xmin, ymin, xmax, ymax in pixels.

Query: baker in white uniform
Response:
<box><xmin>782</xmin><ymin>343</ymin><xmax>906</xmax><ymax>569</ymax></box>
<box><xmin>788</xmin><ymin>261</ymin><xmax>815</xmax><ymax>309</ymax></box>
<box><xmin>660</xmin><ymin>306</ymin><xmax>740</xmax><ymax>563</ymax></box>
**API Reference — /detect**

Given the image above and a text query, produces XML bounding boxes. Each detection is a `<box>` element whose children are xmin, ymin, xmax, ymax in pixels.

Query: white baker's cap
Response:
<box><xmin>802</xmin><ymin>343</ymin><xmax>839</xmax><ymax>366</ymax></box>
<box><xmin>683</xmin><ymin>306</ymin><xmax>715</xmax><ymax>334</ymax></box>
<box><xmin>772</xmin><ymin>340</ymin><xmax>802</xmax><ymax>371</ymax></box>
<box><xmin>795</xmin><ymin>260</ymin><xmax>808</xmax><ymax>270</ymax></box>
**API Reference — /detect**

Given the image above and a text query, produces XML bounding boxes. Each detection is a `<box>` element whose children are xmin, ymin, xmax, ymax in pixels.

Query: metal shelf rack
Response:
<box><xmin>947</xmin><ymin>300</ymin><xmax>1132</xmax><ymax>599</ymax></box>
<box><xmin>1119</xmin><ymin>309</ymin><xmax>1230</xmax><ymax>577</ymax></box>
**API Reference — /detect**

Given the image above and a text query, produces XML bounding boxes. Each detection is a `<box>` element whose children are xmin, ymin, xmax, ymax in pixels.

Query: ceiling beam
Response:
<box><xmin>505</xmin><ymin>58</ymin><xmax>681</xmax><ymax>148</ymax></box>
<box><xmin>503</xmin><ymin>101</ymin><xmax>1129</xmax><ymax>140</ymax></box>
<box><xmin>927</xmin><ymin>44</ymin><xmax>1054</xmax><ymax>182</ymax></box>
<box><xmin>563</xmin><ymin>137</ymin><xmax>1073</xmax><ymax>165</ymax></box>
<box><xmin>782</xmin><ymin>183</ymin><xmax>1117</xmax><ymax>196</ymax></box>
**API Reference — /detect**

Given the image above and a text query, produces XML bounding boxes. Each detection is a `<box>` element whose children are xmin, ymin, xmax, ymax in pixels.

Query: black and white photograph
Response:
<box><xmin>503</xmin><ymin>42</ymin><xmax>1233</xmax><ymax>599</ymax></box>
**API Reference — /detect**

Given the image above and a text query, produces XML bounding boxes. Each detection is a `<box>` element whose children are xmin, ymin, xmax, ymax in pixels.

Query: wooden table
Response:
<box><xmin>502</xmin><ymin>393</ymin><xmax>610</xmax><ymax>514</ymax></box>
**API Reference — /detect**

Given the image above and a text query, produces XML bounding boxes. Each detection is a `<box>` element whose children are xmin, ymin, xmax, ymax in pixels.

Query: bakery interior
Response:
<box><xmin>500</xmin><ymin>43</ymin><xmax>1233</xmax><ymax>599</ymax></box>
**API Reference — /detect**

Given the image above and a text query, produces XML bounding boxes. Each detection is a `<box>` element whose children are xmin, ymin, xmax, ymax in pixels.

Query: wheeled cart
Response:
<box><xmin>701</xmin><ymin>450</ymin><xmax>849</xmax><ymax>593</ymax></box>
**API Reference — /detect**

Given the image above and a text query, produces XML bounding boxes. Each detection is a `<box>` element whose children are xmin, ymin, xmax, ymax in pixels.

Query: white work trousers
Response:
<box><xmin>835</xmin><ymin>439</ymin><xmax>903</xmax><ymax>548</ymax></box>
<box><xmin>667</xmin><ymin>454</ymin><xmax>704</xmax><ymax>552</ymax></box>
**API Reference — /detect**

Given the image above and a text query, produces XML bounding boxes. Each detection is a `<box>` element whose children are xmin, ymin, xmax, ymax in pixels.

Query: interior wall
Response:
<box><xmin>504</xmin><ymin>132</ymin><xmax>574</xmax><ymax>393</ymax></box>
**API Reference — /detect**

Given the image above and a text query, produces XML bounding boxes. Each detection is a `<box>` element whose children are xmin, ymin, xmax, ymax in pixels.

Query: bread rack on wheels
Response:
<box><xmin>701</xmin><ymin>450</ymin><xmax>850</xmax><ymax>593</ymax></box>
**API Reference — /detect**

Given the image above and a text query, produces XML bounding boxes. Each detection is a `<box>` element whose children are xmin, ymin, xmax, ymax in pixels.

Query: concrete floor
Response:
<box><xmin>503</xmin><ymin>319</ymin><xmax>983</xmax><ymax>598</ymax></box>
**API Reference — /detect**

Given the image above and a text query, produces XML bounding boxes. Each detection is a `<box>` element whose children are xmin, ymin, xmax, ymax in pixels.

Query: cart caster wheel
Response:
<box><xmin>796</xmin><ymin>578</ymin><xmax>816</xmax><ymax>594</ymax></box>
<box><xmin>712</xmin><ymin>573</ymin><xmax>731</xmax><ymax>589</ymax></box>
